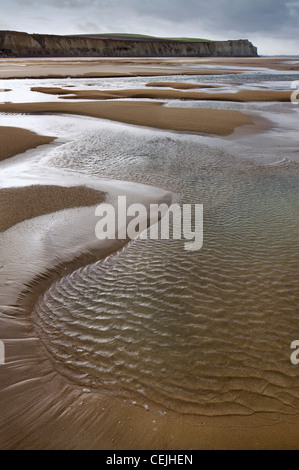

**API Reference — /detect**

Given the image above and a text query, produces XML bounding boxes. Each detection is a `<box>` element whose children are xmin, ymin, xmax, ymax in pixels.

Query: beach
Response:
<box><xmin>0</xmin><ymin>101</ymin><xmax>254</xmax><ymax>136</ymax></box>
<box><xmin>1</xmin><ymin>56</ymin><xmax>298</xmax><ymax>79</ymax></box>
<box><xmin>0</xmin><ymin>185</ymin><xmax>106</xmax><ymax>232</ymax></box>
<box><xmin>0</xmin><ymin>57</ymin><xmax>299</xmax><ymax>450</ymax></box>
<box><xmin>0</xmin><ymin>126</ymin><xmax>54</xmax><ymax>162</ymax></box>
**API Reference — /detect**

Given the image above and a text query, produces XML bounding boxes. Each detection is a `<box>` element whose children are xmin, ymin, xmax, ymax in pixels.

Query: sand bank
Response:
<box><xmin>0</xmin><ymin>185</ymin><xmax>105</xmax><ymax>232</ymax></box>
<box><xmin>31</xmin><ymin>86</ymin><xmax>293</xmax><ymax>103</ymax></box>
<box><xmin>0</xmin><ymin>57</ymin><xmax>242</xmax><ymax>79</ymax></box>
<box><xmin>0</xmin><ymin>176</ymin><xmax>176</xmax><ymax>451</ymax></box>
<box><xmin>0</xmin><ymin>101</ymin><xmax>253</xmax><ymax>136</ymax></box>
<box><xmin>0</xmin><ymin>57</ymin><xmax>298</xmax><ymax>80</ymax></box>
<box><xmin>0</xmin><ymin>178</ymin><xmax>172</xmax><ymax>307</ymax></box>
<box><xmin>0</xmin><ymin>126</ymin><xmax>54</xmax><ymax>162</ymax></box>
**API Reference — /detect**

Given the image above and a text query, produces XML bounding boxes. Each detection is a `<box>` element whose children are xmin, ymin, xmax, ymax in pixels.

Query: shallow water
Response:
<box><xmin>1</xmin><ymin>68</ymin><xmax>299</xmax><ymax>103</ymax></box>
<box><xmin>27</xmin><ymin>85</ymin><xmax>299</xmax><ymax>417</ymax></box>
<box><xmin>35</xmin><ymin>155</ymin><xmax>299</xmax><ymax>416</ymax></box>
<box><xmin>2</xmin><ymin>71</ymin><xmax>299</xmax><ymax>418</ymax></box>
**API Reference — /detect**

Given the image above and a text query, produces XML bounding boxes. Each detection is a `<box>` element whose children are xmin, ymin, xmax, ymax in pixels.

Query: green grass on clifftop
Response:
<box><xmin>80</xmin><ymin>33</ymin><xmax>213</xmax><ymax>42</ymax></box>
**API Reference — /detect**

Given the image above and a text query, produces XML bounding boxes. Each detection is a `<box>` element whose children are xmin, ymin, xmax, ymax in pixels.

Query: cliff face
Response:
<box><xmin>0</xmin><ymin>31</ymin><xmax>258</xmax><ymax>58</ymax></box>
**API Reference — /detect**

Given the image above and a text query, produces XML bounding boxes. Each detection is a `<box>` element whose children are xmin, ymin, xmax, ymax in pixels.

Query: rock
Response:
<box><xmin>0</xmin><ymin>30</ymin><xmax>258</xmax><ymax>58</ymax></box>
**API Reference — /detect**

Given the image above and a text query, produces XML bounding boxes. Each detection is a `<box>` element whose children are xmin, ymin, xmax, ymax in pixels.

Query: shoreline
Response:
<box><xmin>0</xmin><ymin>57</ymin><xmax>298</xmax><ymax>80</ymax></box>
<box><xmin>31</xmin><ymin>86</ymin><xmax>293</xmax><ymax>103</ymax></box>
<box><xmin>0</xmin><ymin>172</ymin><xmax>172</xmax><ymax>308</ymax></box>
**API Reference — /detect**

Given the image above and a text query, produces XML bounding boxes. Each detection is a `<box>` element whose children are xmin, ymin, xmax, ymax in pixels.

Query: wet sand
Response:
<box><xmin>0</xmin><ymin>57</ymin><xmax>298</xmax><ymax>80</ymax></box>
<box><xmin>0</xmin><ymin>57</ymin><xmax>242</xmax><ymax>79</ymax></box>
<box><xmin>1</xmin><ymin>176</ymin><xmax>299</xmax><ymax>450</ymax></box>
<box><xmin>0</xmin><ymin>185</ymin><xmax>105</xmax><ymax>232</ymax></box>
<box><xmin>0</xmin><ymin>57</ymin><xmax>299</xmax><ymax>450</ymax></box>
<box><xmin>0</xmin><ymin>101</ymin><xmax>253</xmax><ymax>136</ymax></box>
<box><xmin>31</xmin><ymin>85</ymin><xmax>293</xmax><ymax>102</ymax></box>
<box><xmin>0</xmin><ymin>126</ymin><xmax>54</xmax><ymax>162</ymax></box>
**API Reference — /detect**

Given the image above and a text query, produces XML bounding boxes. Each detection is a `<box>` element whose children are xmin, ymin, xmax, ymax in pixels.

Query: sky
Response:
<box><xmin>0</xmin><ymin>0</ymin><xmax>298</xmax><ymax>55</ymax></box>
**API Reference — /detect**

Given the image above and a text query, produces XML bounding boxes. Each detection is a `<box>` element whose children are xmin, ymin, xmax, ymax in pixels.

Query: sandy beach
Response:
<box><xmin>0</xmin><ymin>101</ymin><xmax>254</xmax><ymax>136</ymax></box>
<box><xmin>0</xmin><ymin>185</ymin><xmax>105</xmax><ymax>232</ymax></box>
<box><xmin>31</xmin><ymin>85</ymin><xmax>293</xmax><ymax>103</ymax></box>
<box><xmin>0</xmin><ymin>56</ymin><xmax>298</xmax><ymax>80</ymax></box>
<box><xmin>0</xmin><ymin>56</ymin><xmax>299</xmax><ymax>450</ymax></box>
<box><xmin>0</xmin><ymin>127</ymin><xmax>54</xmax><ymax>162</ymax></box>
<box><xmin>0</xmin><ymin>57</ymin><xmax>242</xmax><ymax>79</ymax></box>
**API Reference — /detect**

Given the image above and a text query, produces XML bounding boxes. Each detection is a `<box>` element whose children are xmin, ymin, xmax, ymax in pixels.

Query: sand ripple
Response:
<box><xmin>33</xmin><ymin>132</ymin><xmax>299</xmax><ymax>417</ymax></box>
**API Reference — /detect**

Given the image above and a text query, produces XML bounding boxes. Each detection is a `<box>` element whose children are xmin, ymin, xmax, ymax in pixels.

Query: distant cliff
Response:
<box><xmin>0</xmin><ymin>31</ymin><xmax>258</xmax><ymax>58</ymax></box>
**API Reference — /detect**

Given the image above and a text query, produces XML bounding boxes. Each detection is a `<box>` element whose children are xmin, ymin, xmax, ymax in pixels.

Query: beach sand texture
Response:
<box><xmin>31</xmin><ymin>85</ymin><xmax>293</xmax><ymax>102</ymax></box>
<box><xmin>0</xmin><ymin>57</ymin><xmax>298</xmax><ymax>450</ymax></box>
<box><xmin>0</xmin><ymin>126</ymin><xmax>54</xmax><ymax>162</ymax></box>
<box><xmin>0</xmin><ymin>101</ymin><xmax>254</xmax><ymax>136</ymax></box>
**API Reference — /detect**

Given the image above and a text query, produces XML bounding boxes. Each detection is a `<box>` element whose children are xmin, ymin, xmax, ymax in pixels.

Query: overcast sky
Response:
<box><xmin>0</xmin><ymin>0</ymin><xmax>298</xmax><ymax>55</ymax></box>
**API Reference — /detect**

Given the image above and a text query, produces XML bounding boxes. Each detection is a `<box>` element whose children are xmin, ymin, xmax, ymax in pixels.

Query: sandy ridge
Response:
<box><xmin>0</xmin><ymin>101</ymin><xmax>254</xmax><ymax>136</ymax></box>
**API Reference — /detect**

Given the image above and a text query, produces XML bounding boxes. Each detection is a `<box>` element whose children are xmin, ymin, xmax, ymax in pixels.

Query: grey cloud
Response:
<box><xmin>126</xmin><ymin>0</ymin><xmax>299</xmax><ymax>34</ymax></box>
<box><xmin>2</xmin><ymin>0</ymin><xmax>299</xmax><ymax>54</ymax></box>
<box><xmin>16</xmin><ymin>0</ymin><xmax>34</xmax><ymax>5</ymax></box>
<box><xmin>91</xmin><ymin>0</ymin><xmax>299</xmax><ymax>38</ymax></box>
<box><xmin>17</xmin><ymin>0</ymin><xmax>97</xmax><ymax>7</ymax></box>
<box><xmin>76</xmin><ymin>21</ymin><xmax>101</xmax><ymax>32</ymax></box>
<box><xmin>50</xmin><ymin>0</ymin><xmax>96</xmax><ymax>7</ymax></box>
<box><xmin>31</xmin><ymin>16</ymin><xmax>51</xmax><ymax>23</ymax></box>
<box><xmin>12</xmin><ymin>0</ymin><xmax>299</xmax><ymax>35</ymax></box>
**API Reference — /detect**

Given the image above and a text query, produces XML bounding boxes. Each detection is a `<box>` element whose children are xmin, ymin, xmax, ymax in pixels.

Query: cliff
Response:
<box><xmin>0</xmin><ymin>31</ymin><xmax>258</xmax><ymax>58</ymax></box>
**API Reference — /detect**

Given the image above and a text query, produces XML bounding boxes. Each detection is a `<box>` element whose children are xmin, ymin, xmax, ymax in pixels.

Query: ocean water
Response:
<box><xmin>4</xmin><ymin>71</ymin><xmax>298</xmax><ymax>417</ymax></box>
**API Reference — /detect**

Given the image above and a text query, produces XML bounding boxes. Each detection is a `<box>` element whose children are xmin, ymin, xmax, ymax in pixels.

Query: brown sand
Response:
<box><xmin>2</xmin><ymin>332</ymin><xmax>299</xmax><ymax>451</ymax></box>
<box><xmin>0</xmin><ymin>101</ymin><xmax>254</xmax><ymax>136</ymax></box>
<box><xmin>0</xmin><ymin>58</ymin><xmax>242</xmax><ymax>79</ymax></box>
<box><xmin>1</xmin><ymin>57</ymin><xmax>297</xmax><ymax>449</ymax></box>
<box><xmin>0</xmin><ymin>57</ymin><xmax>298</xmax><ymax>80</ymax></box>
<box><xmin>1</xmin><ymin>182</ymin><xmax>299</xmax><ymax>450</ymax></box>
<box><xmin>0</xmin><ymin>185</ymin><xmax>105</xmax><ymax>232</ymax></box>
<box><xmin>2</xmin><ymin>307</ymin><xmax>299</xmax><ymax>452</ymax></box>
<box><xmin>31</xmin><ymin>86</ymin><xmax>293</xmax><ymax>103</ymax></box>
<box><xmin>0</xmin><ymin>126</ymin><xmax>54</xmax><ymax>162</ymax></box>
